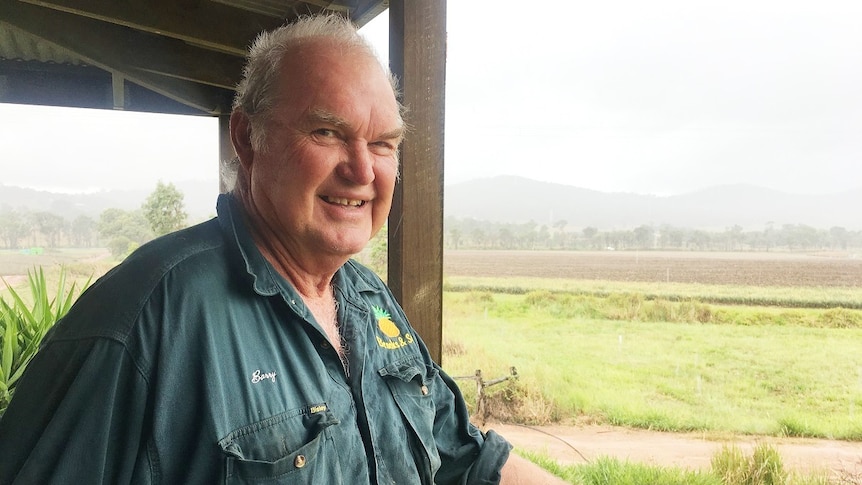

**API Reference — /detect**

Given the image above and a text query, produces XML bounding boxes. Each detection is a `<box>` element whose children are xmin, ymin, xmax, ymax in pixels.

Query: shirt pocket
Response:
<box><xmin>218</xmin><ymin>404</ymin><xmax>342</xmax><ymax>484</ymax></box>
<box><xmin>378</xmin><ymin>358</ymin><xmax>442</xmax><ymax>478</ymax></box>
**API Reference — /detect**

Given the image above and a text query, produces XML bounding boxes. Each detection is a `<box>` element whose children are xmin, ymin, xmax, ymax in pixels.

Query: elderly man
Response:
<box><xmin>0</xmin><ymin>14</ymin><xmax>566</xmax><ymax>484</ymax></box>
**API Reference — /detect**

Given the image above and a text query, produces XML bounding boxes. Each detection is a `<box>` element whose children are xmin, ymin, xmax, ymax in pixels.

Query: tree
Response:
<box><xmin>31</xmin><ymin>211</ymin><xmax>66</xmax><ymax>248</ymax></box>
<box><xmin>633</xmin><ymin>224</ymin><xmax>655</xmax><ymax>249</ymax></box>
<box><xmin>142</xmin><ymin>181</ymin><xmax>188</xmax><ymax>237</ymax></box>
<box><xmin>829</xmin><ymin>226</ymin><xmax>849</xmax><ymax>250</ymax></box>
<box><xmin>582</xmin><ymin>226</ymin><xmax>598</xmax><ymax>249</ymax></box>
<box><xmin>471</xmin><ymin>227</ymin><xmax>486</xmax><ymax>248</ymax></box>
<box><xmin>98</xmin><ymin>208</ymin><xmax>153</xmax><ymax>257</ymax></box>
<box><xmin>536</xmin><ymin>225</ymin><xmax>550</xmax><ymax>249</ymax></box>
<box><xmin>725</xmin><ymin>224</ymin><xmax>744</xmax><ymax>251</ymax></box>
<box><xmin>498</xmin><ymin>228</ymin><xmax>514</xmax><ymax>249</ymax></box>
<box><xmin>71</xmin><ymin>215</ymin><xmax>97</xmax><ymax>247</ymax></box>
<box><xmin>447</xmin><ymin>227</ymin><xmax>462</xmax><ymax>250</ymax></box>
<box><xmin>0</xmin><ymin>209</ymin><xmax>30</xmax><ymax>249</ymax></box>
<box><xmin>552</xmin><ymin>220</ymin><xmax>568</xmax><ymax>249</ymax></box>
<box><xmin>659</xmin><ymin>225</ymin><xmax>684</xmax><ymax>249</ymax></box>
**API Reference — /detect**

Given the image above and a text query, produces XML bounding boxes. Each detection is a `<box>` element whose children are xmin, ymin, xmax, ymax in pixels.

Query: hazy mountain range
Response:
<box><xmin>445</xmin><ymin>176</ymin><xmax>862</xmax><ymax>231</ymax></box>
<box><xmin>0</xmin><ymin>180</ymin><xmax>220</xmax><ymax>223</ymax></box>
<box><xmin>2</xmin><ymin>176</ymin><xmax>860</xmax><ymax>231</ymax></box>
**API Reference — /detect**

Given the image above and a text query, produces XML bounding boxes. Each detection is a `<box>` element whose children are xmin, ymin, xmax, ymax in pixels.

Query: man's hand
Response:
<box><xmin>500</xmin><ymin>452</ymin><xmax>571</xmax><ymax>484</ymax></box>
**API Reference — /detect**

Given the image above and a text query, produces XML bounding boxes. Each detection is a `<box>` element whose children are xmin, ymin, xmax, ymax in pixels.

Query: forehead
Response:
<box><xmin>275</xmin><ymin>39</ymin><xmax>401</xmax><ymax>127</ymax></box>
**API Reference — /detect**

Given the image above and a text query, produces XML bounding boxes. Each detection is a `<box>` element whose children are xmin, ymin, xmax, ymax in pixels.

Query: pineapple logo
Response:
<box><xmin>373</xmin><ymin>305</ymin><xmax>400</xmax><ymax>338</ymax></box>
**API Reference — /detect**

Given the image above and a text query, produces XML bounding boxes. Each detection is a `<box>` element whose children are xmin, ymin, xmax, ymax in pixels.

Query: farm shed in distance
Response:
<box><xmin>0</xmin><ymin>0</ymin><xmax>448</xmax><ymax>361</ymax></box>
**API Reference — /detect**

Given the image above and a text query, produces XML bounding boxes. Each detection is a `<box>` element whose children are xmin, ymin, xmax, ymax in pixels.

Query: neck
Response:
<box><xmin>234</xmin><ymin>189</ymin><xmax>346</xmax><ymax>363</ymax></box>
<box><xmin>234</xmin><ymin>187</ymin><xmax>343</xmax><ymax>297</ymax></box>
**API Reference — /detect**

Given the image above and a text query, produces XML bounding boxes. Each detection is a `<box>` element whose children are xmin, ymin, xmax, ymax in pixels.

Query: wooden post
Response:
<box><xmin>387</xmin><ymin>1</ymin><xmax>447</xmax><ymax>363</ymax></box>
<box><xmin>111</xmin><ymin>73</ymin><xmax>125</xmax><ymax>110</ymax></box>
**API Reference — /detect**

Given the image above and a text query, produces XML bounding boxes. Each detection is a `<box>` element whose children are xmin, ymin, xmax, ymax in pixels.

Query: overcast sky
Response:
<box><xmin>2</xmin><ymin>0</ymin><xmax>860</xmax><ymax>198</ymax></box>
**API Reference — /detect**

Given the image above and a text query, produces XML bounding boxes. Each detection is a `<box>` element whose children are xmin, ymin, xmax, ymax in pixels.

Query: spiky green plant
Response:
<box><xmin>0</xmin><ymin>268</ymin><xmax>89</xmax><ymax>416</ymax></box>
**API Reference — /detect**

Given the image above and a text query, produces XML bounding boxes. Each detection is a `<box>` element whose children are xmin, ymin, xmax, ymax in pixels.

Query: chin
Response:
<box><xmin>326</xmin><ymin>236</ymin><xmax>371</xmax><ymax>257</ymax></box>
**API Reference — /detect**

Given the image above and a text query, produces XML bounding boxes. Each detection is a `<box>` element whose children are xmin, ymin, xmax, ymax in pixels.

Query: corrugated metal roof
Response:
<box><xmin>0</xmin><ymin>22</ymin><xmax>84</xmax><ymax>65</ymax></box>
<box><xmin>0</xmin><ymin>0</ymin><xmax>388</xmax><ymax>114</ymax></box>
<box><xmin>209</xmin><ymin>0</ymin><xmax>350</xmax><ymax>18</ymax></box>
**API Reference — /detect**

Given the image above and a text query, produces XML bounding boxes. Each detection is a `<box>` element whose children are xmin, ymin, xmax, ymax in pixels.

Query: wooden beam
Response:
<box><xmin>388</xmin><ymin>1</ymin><xmax>447</xmax><ymax>363</ymax></box>
<box><xmin>17</xmin><ymin>0</ymin><xmax>283</xmax><ymax>56</ymax></box>
<box><xmin>0</xmin><ymin>59</ymin><xmax>212</xmax><ymax>115</ymax></box>
<box><xmin>350</xmin><ymin>0</ymin><xmax>388</xmax><ymax>26</ymax></box>
<box><xmin>7</xmin><ymin>3</ymin><xmax>244</xmax><ymax>89</ymax></box>
<box><xmin>2</xmin><ymin>4</ymin><xmax>235</xmax><ymax>114</ymax></box>
<box><xmin>112</xmin><ymin>73</ymin><xmax>125</xmax><ymax>109</ymax></box>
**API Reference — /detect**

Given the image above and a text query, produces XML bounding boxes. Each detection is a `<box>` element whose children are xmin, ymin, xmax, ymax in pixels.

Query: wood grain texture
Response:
<box><xmin>388</xmin><ymin>0</ymin><xmax>447</xmax><ymax>363</ymax></box>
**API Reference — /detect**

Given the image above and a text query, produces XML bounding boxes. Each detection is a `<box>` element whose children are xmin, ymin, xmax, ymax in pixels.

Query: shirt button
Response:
<box><xmin>321</xmin><ymin>341</ymin><xmax>330</xmax><ymax>349</ymax></box>
<box><xmin>420</xmin><ymin>385</ymin><xmax>429</xmax><ymax>395</ymax></box>
<box><xmin>294</xmin><ymin>455</ymin><xmax>307</xmax><ymax>468</ymax></box>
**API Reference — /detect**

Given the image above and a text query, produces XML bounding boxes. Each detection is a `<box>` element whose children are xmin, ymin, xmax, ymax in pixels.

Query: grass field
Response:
<box><xmin>0</xmin><ymin>248</ymin><xmax>113</xmax><ymax>285</ymax></box>
<box><xmin>440</xmin><ymin>250</ymin><xmax>862</xmax><ymax>482</ymax></box>
<box><xmin>442</xmin><ymin>291</ymin><xmax>862</xmax><ymax>439</ymax></box>
<box><xmin>440</xmin><ymin>250</ymin><xmax>862</xmax><ymax>440</ymax></box>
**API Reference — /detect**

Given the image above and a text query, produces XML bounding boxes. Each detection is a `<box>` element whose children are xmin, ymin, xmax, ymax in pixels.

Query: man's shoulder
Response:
<box><xmin>128</xmin><ymin>217</ymin><xmax>224</xmax><ymax>266</ymax></box>
<box><xmin>49</xmin><ymin>219</ymin><xmax>229</xmax><ymax>342</ymax></box>
<box><xmin>103</xmin><ymin>218</ymin><xmax>228</xmax><ymax>296</ymax></box>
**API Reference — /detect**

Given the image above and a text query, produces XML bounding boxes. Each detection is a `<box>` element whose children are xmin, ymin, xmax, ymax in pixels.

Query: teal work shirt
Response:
<box><xmin>0</xmin><ymin>194</ymin><xmax>511</xmax><ymax>484</ymax></box>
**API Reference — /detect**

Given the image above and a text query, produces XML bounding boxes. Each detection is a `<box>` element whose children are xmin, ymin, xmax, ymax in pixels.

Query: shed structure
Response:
<box><xmin>0</xmin><ymin>0</ymin><xmax>447</xmax><ymax>361</ymax></box>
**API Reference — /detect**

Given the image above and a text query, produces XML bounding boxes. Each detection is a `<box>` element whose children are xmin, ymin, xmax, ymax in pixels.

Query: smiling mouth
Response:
<box><xmin>322</xmin><ymin>196</ymin><xmax>367</xmax><ymax>207</ymax></box>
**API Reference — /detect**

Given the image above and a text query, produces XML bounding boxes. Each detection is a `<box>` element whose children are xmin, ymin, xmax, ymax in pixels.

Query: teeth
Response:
<box><xmin>325</xmin><ymin>196</ymin><xmax>364</xmax><ymax>207</ymax></box>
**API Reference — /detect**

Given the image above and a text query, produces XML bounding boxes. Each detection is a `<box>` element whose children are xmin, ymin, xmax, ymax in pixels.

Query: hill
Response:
<box><xmin>4</xmin><ymin>177</ymin><xmax>860</xmax><ymax>231</ymax></box>
<box><xmin>0</xmin><ymin>180</ymin><xmax>220</xmax><ymax>223</ymax></box>
<box><xmin>444</xmin><ymin>176</ymin><xmax>862</xmax><ymax>230</ymax></box>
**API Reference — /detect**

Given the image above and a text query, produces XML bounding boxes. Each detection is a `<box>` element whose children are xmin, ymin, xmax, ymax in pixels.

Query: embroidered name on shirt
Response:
<box><xmin>251</xmin><ymin>369</ymin><xmax>277</xmax><ymax>383</ymax></box>
<box><xmin>373</xmin><ymin>305</ymin><xmax>416</xmax><ymax>350</ymax></box>
<box><xmin>376</xmin><ymin>333</ymin><xmax>415</xmax><ymax>350</ymax></box>
<box><xmin>309</xmin><ymin>404</ymin><xmax>327</xmax><ymax>414</ymax></box>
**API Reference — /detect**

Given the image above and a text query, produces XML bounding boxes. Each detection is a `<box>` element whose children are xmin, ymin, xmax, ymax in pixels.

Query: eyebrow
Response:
<box><xmin>309</xmin><ymin>108</ymin><xmax>404</xmax><ymax>141</ymax></box>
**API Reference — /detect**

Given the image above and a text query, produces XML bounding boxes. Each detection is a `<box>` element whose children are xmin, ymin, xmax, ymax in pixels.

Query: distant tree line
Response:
<box><xmin>444</xmin><ymin>217</ymin><xmax>862</xmax><ymax>252</ymax></box>
<box><xmin>5</xmin><ymin>193</ymin><xmax>859</xmax><ymax>257</ymax></box>
<box><xmin>0</xmin><ymin>182</ymin><xmax>188</xmax><ymax>258</ymax></box>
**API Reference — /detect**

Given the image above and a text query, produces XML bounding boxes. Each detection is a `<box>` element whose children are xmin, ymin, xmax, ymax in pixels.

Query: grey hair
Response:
<box><xmin>231</xmin><ymin>14</ymin><xmax>402</xmax><ymax>147</ymax></box>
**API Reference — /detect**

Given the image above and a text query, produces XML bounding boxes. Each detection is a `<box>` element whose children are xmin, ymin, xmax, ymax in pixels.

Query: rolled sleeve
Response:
<box><xmin>463</xmin><ymin>429</ymin><xmax>512</xmax><ymax>485</ymax></box>
<box><xmin>432</xmin><ymin>368</ymin><xmax>512</xmax><ymax>484</ymax></box>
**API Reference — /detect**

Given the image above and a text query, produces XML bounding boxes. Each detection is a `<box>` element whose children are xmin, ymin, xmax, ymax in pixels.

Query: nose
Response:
<box><xmin>338</xmin><ymin>141</ymin><xmax>375</xmax><ymax>185</ymax></box>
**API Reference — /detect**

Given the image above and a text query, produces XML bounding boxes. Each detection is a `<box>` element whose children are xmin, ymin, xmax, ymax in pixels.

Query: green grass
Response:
<box><xmin>442</xmin><ymin>290</ymin><xmax>862</xmax><ymax>440</ymax></box>
<box><xmin>444</xmin><ymin>276</ymin><xmax>862</xmax><ymax>310</ymax></box>
<box><xmin>519</xmin><ymin>446</ymin><xmax>837</xmax><ymax>485</ymax></box>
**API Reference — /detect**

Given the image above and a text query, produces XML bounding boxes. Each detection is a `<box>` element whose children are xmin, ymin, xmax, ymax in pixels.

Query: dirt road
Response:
<box><xmin>493</xmin><ymin>422</ymin><xmax>862</xmax><ymax>476</ymax></box>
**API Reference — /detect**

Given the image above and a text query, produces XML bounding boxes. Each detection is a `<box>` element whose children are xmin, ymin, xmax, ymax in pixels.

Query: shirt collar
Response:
<box><xmin>216</xmin><ymin>193</ymin><xmax>280</xmax><ymax>296</ymax></box>
<box><xmin>216</xmin><ymin>193</ymin><xmax>385</xmax><ymax>298</ymax></box>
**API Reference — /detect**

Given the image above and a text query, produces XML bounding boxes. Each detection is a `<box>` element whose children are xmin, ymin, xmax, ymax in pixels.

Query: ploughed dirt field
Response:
<box><xmin>444</xmin><ymin>249</ymin><xmax>862</xmax><ymax>287</ymax></box>
<box><xmin>447</xmin><ymin>250</ymin><xmax>862</xmax><ymax>476</ymax></box>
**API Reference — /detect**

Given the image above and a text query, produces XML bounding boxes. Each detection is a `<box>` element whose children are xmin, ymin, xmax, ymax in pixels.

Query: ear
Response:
<box><xmin>230</xmin><ymin>110</ymin><xmax>255</xmax><ymax>171</ymax></box>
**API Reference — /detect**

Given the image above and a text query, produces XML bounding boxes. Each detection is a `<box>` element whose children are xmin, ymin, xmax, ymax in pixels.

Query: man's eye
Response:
<box><xmin>313</xmin><ymin>129</ymin><xmax>337</xmax><ymax>138</ymax></box>
<box><xmin>371</xmin><ymin>141</ymin><xmax>390</xmax><ymax>149</ymax></box>
<box><xmin>370</xmin><ymin>141</ymin><xmax>395</xmax><ymax>153</ymax></box>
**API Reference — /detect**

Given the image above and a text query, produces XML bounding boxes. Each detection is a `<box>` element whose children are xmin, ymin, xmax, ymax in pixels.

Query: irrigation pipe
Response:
<box><xmin>509</xmin><ymin>423</ymin><xmax>591</xmax><ymax>464</ymax></box>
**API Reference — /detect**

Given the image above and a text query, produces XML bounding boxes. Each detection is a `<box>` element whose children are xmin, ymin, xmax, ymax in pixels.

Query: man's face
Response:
<box><xmin>245</xmin><ymin>40</ymin><xmax>403</xmax><ymax>263</ymax></box>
